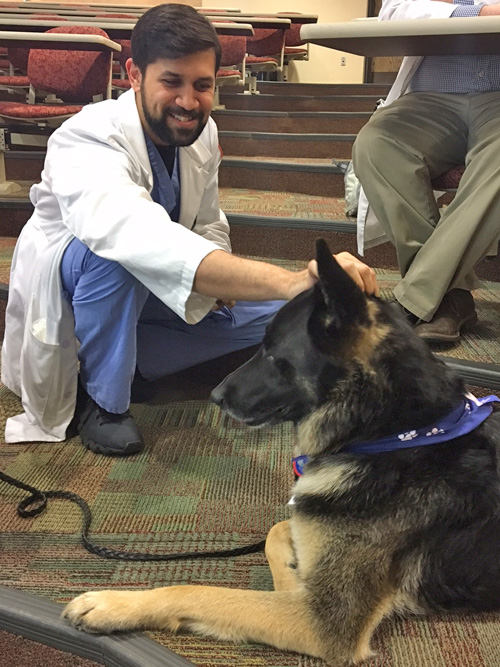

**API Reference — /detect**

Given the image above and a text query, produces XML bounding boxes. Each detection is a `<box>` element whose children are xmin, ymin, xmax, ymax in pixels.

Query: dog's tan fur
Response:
<box><xmin>63</xmin><ymin>513</ymin><xmax>399</xmax><ymax>663</ymax></box>
<box><xmin>64</xmin><ymin>520</ymin><xmax>328</xmax><ymax>659</ymax></box>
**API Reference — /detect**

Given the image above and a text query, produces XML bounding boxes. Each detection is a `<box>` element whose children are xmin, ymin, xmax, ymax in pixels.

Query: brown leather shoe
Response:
<box><xmin>413</xmin><ymin>289</ymin><xmax>477</xmax><ymax>342</ymax></box>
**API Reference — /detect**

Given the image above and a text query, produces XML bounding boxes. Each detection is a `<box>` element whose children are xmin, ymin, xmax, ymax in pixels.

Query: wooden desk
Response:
<box><xmin>300</xmin><ymin>16</ymin><xmax>500</xmax><ymax>57</ymax></box>
<box><xmin>0</xmin><ymin>30</ymin><xmax>121</xmax><ymax>52</ymax></box>
<box><xmin>0</xmin><ymin>7</ymin><xmax>109</xmax><ymax>16</ymax></box>
<box><xmin>0</xmin><ymin>18</ymin><xmax>254</xmax><ymax>40</ymax></box>
<box><xmin>0</xmin><ymin>2</ymin><xmax>240</xmax><ymax>14</ymax></box>
<box><xmin>204</xmin><ymin>13</ymin><xmax>317</xmax><ymax>25</ymax></box>
<box><xmin>211</xmin><ymin>22</ymin><xmax>254</xmax><ymax>37</ymax></box>
<box><xmin>201</xmin><ymin>17</ymin><xmax>291</xmax><ymax>31</ymax></box>
<box><xmin>0</xmin><ymin>1</ymin><xmax>144</xmax><ymax>8</ymax></box>
<box><xmin>198</xmin><ymin>7</ymin><xmax>242</xmax><ymax>12</ymax></box>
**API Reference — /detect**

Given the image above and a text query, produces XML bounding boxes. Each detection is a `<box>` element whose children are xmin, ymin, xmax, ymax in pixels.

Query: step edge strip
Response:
<box><xmin>0</xmin><ymin>585</ymin><xmax>195</xmax><ymax>667</ymax></box>
<box><xmin>213</xmin><ymin>109</ymin><xmax>372</xmax><ymax>118</ymax></box>
<box><xmin>227</xmin><ymin>213</ymin><xmax>356</xmax><ymax>232</ymax></box>
<box><xmin>218</xmin><ymin>131</ymin><xmax>357</xmax><ymax>141</ymax></box>
<box><xmin>438</xmin><ymin>356</ymin><xmax>500</xmax><ymax>390</ymax></box>
<box><xmin>221</xmin><ymin>158</ymin><xmax>347</xmax><ymax>173</ymax></box>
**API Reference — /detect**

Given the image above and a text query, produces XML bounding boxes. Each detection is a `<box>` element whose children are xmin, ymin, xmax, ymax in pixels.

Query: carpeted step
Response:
<box><xmin>220</xmin><ymin>186</ymin><xmax>352</xmax><ymax>224</ymax></box>
<box><xmin>212</xmin><ymin>109</ymin><xmax>372</xmax><ymax>134</ymax></box>
<box><xmin>4</xmin><ymin>150</ymin><xmax>45</xmax><ymax>182</ymax></box>
<box><xmin>219</xmin><ymin>92</ymin><xmax>380</xmax><ymax>113</ymax></box>
<box><xmin>219</xmin><ymin>156</ymin><xmax>348</xmax><ymax>196</ymax></box>
<box><xmin>219</xmin><ymin>131</ymin><xmax>356</xmax><ymax>159</ymax></box>
<box><xmin>0</xmin><ymin>190</ymin><xmax>31</xmax><ymax>237</ymax></box>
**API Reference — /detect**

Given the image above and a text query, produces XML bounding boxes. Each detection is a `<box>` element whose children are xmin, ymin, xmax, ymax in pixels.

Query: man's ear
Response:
<box><xmin>315</xmin><ymin>238</ymin><xmax>368</xmax><ymax>326</ymax></box>
<box><xmin>126</xmin><ymin>59</ymin><xmax>142</xmax><ymax>93</ymax></box>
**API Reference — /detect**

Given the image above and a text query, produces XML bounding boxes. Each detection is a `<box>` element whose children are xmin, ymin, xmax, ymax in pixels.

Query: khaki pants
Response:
<box><xmin>353</xmin><ymin>92</ymin><xmax>500</xmax><ymax>321</ymax></box>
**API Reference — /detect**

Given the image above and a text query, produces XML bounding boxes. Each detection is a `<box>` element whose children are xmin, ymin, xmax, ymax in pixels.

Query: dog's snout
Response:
<box><xmin>210</xmin><ymin>384</ymin><xmax>226</xmax><ymax>408</ymax></box>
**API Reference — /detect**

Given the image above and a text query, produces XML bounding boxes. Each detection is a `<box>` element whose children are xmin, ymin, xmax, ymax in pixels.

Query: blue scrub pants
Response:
<box><xmin>61</xmin><ymin>238</ymin><xmax>283</xmax><ymax>414</ymax></box>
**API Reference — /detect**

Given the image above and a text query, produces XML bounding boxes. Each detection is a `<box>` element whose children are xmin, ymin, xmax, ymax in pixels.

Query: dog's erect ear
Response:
<box><xmin>315</xmin><ymin>238</ymin><xmax>368</xmax><ymax>325</ymax></box>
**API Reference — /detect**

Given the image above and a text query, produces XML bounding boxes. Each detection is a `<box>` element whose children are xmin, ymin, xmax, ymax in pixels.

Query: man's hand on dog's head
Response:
<box><xmin>193</xmin><ymin>249</ymin><xmax>378</xmax><ymax>304</ymax></box>
<box><xmin>331</xmin><ymin>252</ymin><xmax>379</xmax><ymax>296</ymax></box>
<box><xmin>297</xmin><ymin>252</ymin><xmax>379</xmax><ymax>299</ymax></box>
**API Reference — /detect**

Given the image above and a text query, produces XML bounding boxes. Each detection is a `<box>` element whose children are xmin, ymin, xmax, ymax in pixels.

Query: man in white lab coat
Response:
<box><xmin>1</xmin><ymin>4</ymin><xmax>377</xmax><ymax>456</ymax></box>
<box><xmin>354</xmin><ymin>0</ymin><xmax>500</xmax><ymax>342</ymax></box>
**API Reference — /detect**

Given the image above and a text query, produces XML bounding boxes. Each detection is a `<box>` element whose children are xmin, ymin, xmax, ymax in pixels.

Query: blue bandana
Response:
<box><xmin>292</xmin><ymin>394</ymin><xmax>499</xmax><ymax>476</ymax></box>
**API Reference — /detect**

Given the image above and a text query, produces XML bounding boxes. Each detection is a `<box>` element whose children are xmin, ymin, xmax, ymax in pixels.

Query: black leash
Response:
<box><xmin>0</xmin><ymin>470</ymin><xmax>266</xmax><ymax>561</ymax></box>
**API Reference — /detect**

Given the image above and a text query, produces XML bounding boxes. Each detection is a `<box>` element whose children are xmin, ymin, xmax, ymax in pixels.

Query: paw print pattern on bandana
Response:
<box><xmin>398</xmin><ymin>430</ymin><xmax>417</xmax><ymax>441</ymax></box>
<box><xmin>426</xmin><ymin>427</ymin><xmax>445</xmax><ymax>437</ymax></box>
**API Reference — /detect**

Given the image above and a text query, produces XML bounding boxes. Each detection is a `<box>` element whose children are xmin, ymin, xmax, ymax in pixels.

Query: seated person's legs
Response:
<box><xmin>354</xmin><ymin>93</ymin><xmax>467</xmax><ymax>276</ymax></box>
<box><xmin>395</xmin><ymin>91</ymin><xmax>500</xmax><ymax>341</ymax></box>
<box><xmin>354</xmin><ymin>93</ymin><xmax>476</xmax><ymax>340</ymax></box>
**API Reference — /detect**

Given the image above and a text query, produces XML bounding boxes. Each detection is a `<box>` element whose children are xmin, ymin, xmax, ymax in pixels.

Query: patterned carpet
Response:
<box><xmin>220</xmin><ymin>188</ymin><xmax>350</xmax><ymax>220</ymax></box>
<box><xmin>1</xmin><ymin>250</ymin><xmax>500</xmax><ymax>666</ymax></box>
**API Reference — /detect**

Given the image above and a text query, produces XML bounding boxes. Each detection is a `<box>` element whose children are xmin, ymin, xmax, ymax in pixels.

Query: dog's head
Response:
<box><xmin>212</xmin><ymin>239</ymin><xmax>465</xmax><ymax>456</ymax></box>
<box><xmin>211</xmin><ymin>239</ymin><xmax>394</xmax><ymax>427</ymax></box>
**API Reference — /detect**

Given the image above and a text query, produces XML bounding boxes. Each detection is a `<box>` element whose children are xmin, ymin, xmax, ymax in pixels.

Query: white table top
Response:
<box><xmin>301</xmin><ymin>16</ymin><xmax>500</xmax><ymax>57</ymax></box>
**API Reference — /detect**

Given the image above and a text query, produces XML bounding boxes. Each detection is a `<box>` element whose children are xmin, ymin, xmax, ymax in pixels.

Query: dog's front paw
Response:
<box><xmin>62</xmin><ymin>590</ymin><xmax>143</xmax><ymax>634</ymax></box>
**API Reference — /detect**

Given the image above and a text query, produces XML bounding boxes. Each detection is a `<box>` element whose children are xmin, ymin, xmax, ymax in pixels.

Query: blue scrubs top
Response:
<box><xmin>144</xmin><ymin>133</ymin><xmax>181</xmax><ymax>222</ymax></box>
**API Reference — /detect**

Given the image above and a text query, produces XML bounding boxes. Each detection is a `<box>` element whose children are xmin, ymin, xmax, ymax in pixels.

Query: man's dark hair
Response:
<box><xmin>131</xmin><ymin>3</ymin><xmax>222</xmax><ymax>74</ymax></box>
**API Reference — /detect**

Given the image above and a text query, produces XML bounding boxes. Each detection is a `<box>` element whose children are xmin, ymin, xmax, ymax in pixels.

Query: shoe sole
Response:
<box><xmin>417</xmin><ymin>312</ymin><xmax>478</xmax><ymax>343</ymax></box>
<box><xmin>81</xmin><ymin>435</ymin><xmax>144</xmax><ymax>457</ymax></box>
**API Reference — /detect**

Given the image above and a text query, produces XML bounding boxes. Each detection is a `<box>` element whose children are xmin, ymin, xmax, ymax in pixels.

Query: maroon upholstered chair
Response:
<box><xmin>0</xmin><ymin>14</ymin><xmax>69</xmax><ymax>95</ymax></box>
<box><xmin>245</xmin><ymin>28</ymin><xmax>285</xmax><ymax>92</ymax></box>
<box><xmin>0</xmin><ymin>55</ymin><xmax>10</xmax><ymax>73</ymax></box>
<box><xmin>213</xmin><ymin>32</ymin><xmax>246</xmax><ymax>108</ymax></box>
<box><xmin>29</xmin><ymin>26</ymin><xmax>113</xmax><ymax>103</ymax></box>
<box><xmin>112</xmin><ymin>38</ymin><xmax>133</xmax><ymax>95</ymax></box>
<box><xmin>95</xmin><ymin>12</ymin><xmax>136</xmax><ymax>92</ymax></box>
<box><xmin>0</xmin><ymin>26</ymin><xmax>118</xmax><ymax>194</ymax></box>
<box><xmin>431</xmin><ymin>165</ymin><xmax>465</xmax><ymax>191</ymax></box>
<box><xmin>277</xmin><ymin>14</ymin><xmax>309</xmax><ymax>81</ymax></box>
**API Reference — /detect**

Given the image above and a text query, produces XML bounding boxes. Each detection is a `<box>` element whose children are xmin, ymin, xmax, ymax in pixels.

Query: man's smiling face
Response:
<box><xmin>127</xmin><ymin>49</ymin><xmax>216</xmax><ymax>147</ymax></box>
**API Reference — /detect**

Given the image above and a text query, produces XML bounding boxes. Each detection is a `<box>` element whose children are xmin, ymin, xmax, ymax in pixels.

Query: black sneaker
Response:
<box><xmin>77</xmin><ymin>397</ymin><xmax>144</xmax><ymax>456</ymax></box>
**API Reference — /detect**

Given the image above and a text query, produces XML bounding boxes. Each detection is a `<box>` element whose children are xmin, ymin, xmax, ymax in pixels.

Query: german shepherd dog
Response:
<box><xmin>63</xmin><ymin>240</ymin><xmax>500</xmax><ymax>665</ymax></box>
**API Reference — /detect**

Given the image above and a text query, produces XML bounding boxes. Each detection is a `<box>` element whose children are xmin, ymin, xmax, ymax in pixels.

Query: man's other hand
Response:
<box><xmin>308</xmin><ymin>252</ymin><xmax>380</xmax><ymax>297</ymax></box>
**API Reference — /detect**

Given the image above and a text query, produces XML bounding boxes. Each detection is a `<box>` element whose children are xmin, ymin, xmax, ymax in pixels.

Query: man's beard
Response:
<box><xmin>142</xmin><ymin>94</ymin><xmax>207</xmax><ymax>147</ymax></box>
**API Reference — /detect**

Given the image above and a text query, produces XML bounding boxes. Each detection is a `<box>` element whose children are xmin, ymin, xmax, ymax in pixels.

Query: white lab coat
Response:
<box><xmin>2</xmin><ymin>89</ymin><xmax>231</xmax><ymax>443</ymax></box>
<box><xmin>357</xmin><ymin>0</ymin><xmax>498</xmax><ymax>254</ymax></box>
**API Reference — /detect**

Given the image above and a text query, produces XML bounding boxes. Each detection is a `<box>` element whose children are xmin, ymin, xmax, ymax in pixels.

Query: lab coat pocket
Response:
<box><xmin>18</xmin><ymin>295</ymin><xmax>78</xmax><ymax>440</ymax></box>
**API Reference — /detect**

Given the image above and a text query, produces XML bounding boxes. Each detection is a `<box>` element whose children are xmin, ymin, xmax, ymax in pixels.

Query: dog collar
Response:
<box><xmin>292</xmin><ymin>393</ymin><xmax>499</xmax><ymax>475</ymax></box>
